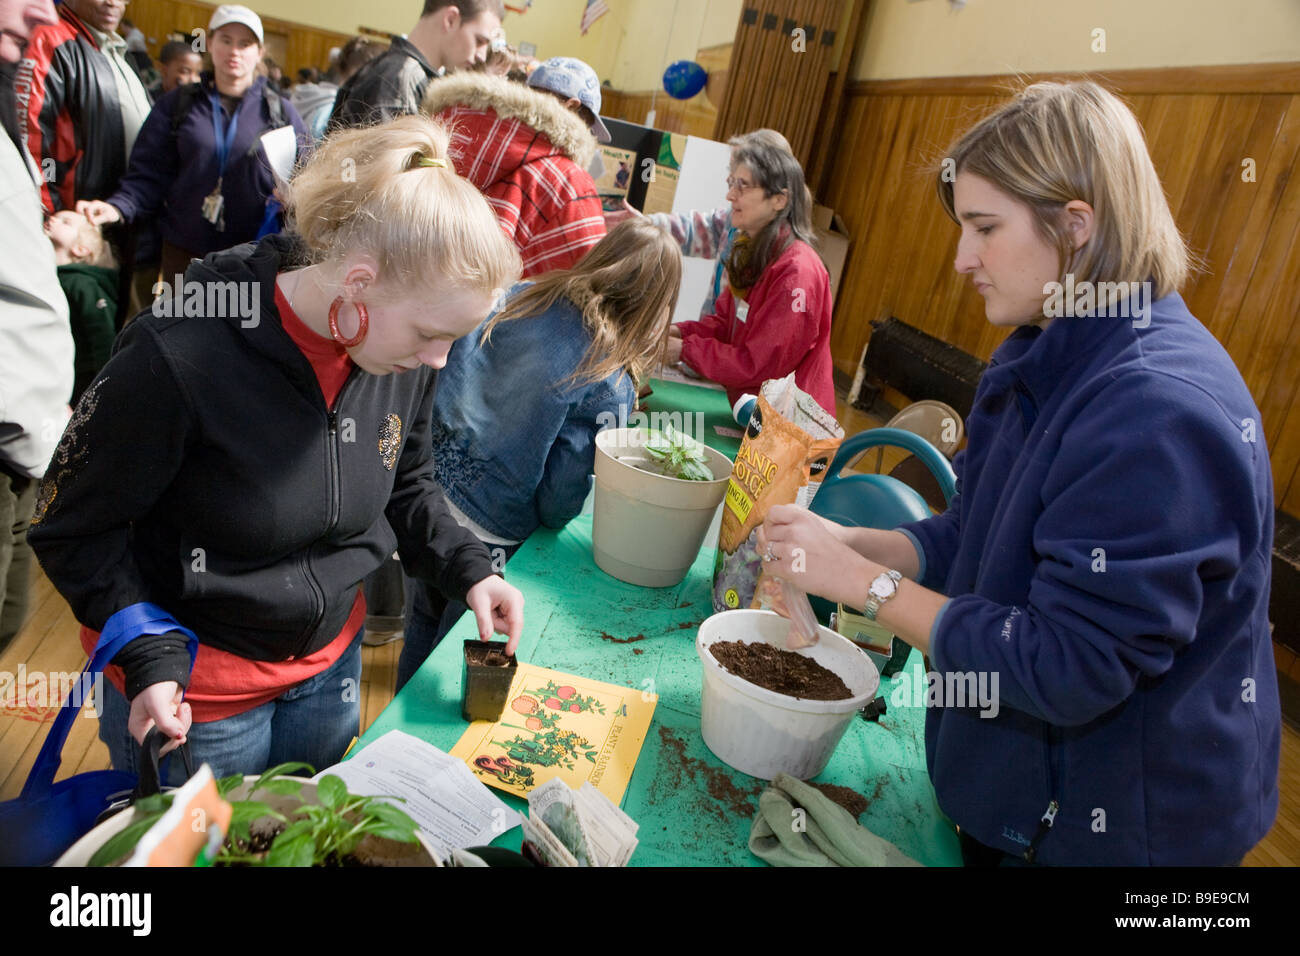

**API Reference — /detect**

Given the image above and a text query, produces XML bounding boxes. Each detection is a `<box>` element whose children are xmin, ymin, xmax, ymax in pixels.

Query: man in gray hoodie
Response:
<box><xmin>0</xmin><ymin>0</ymin><xmax>74</xmax><ymax>651</ymax></box>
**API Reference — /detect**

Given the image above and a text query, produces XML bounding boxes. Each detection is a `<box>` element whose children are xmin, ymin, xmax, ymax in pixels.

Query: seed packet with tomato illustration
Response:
<box><xmin>451</xmin><ymin>663</ymin><xmax>657</xmax><ymax>804</ymax></box>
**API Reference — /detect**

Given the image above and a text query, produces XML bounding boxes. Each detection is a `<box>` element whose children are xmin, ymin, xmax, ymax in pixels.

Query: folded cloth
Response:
<box><xmin>748</xmin><ymin>773</ymin><xmax>922</xmax><ymax>867</ymax></box>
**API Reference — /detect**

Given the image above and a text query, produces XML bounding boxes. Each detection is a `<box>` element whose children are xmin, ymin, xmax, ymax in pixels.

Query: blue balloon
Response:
<box><xmin>663</xmin><ymin>60</ymin><xmax>707</xmax><ymax>100</ymax></box>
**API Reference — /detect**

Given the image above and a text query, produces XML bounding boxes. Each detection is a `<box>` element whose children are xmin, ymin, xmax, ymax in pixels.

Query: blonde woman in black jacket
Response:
<box><xmin>31</xmin><ymin>116</ymin><xmax>525</xmax><ymax>782</ymax></box>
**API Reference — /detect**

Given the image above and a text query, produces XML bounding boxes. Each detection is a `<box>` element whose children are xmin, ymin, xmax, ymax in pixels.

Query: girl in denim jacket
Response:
<box><xmin>398</xmin><ymin>219</ymin><xmax>683</xmax><ymax>688</ymax></box>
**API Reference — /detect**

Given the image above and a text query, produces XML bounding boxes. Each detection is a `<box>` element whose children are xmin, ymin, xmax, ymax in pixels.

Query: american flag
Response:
<box><xmin>580</xmin><ymin>0</ymin><xmax>610</xmax><ymax>35</ymax></box>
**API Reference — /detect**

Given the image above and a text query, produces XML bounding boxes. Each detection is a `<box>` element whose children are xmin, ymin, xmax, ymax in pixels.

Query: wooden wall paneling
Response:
<box><xmin>787</xmin><ymin>0</ymin><xmax>826</xmax><ymax>158</ymax></box>
<box><xmin>776</xmin><ymin>0</ymin><xmax>807</xmax><ymax>153</ymax></box>
<box><xmin>804</xmin><ymin>2</ymin><xmax>843</xmax><ymax>159</ymax></box>
<box><xmin>751</xmin><ymin>2</ymin><xmax>786</xmax><ymax>146</ymax></box>
<box><xmin>124</xmin><ymin>0</ymin><xmax>355</xmax><ymax>78</ymax></box>
<box><xmin>712</xmin><ymin>0</ymin><xmax>844</xmax><ymax>166</ymax></box>
<box><xmin>1246</xmin><ymin>168</ymin><xmax>1300</xmax><ymax>474</ymax></box>
<box><xmin>808</xmin><ymin>0</ymin><xmax>869</xmax><ymax>197</ymax></box>
<box><xmin>1185</xmin><ymin>95</ymin><xmax>1288</xmax><ymax>342</ymax></box>
<box><xmin>855</xmin><ymin>62</ymin><xmax>1300</xmax><ymax>97</ymax></box>
<box><xmin>1153</xmin><ymin>97</ymin><xmax>1221</xmax><ymax>220</ymax></box>
<box><xmin>1207</xmin><ymin>96</ymin><xmax>1300</xmax><ymax>347</ymax></box>
<box><xmin>1261</xmin><ymin>227</ymin><xmax>1300</xmax><ymax>511</ymax></box>
<box><xmin>819</xmin><ymin>66</ymin><xmax>1300</xmax><ymax>509</ymax></box>
<box><xmin>1225</xmin><ymin>128</ymin><xmax>1300</xmax><ymax>400</ymax></box>
<box><xmin>791</xmin><ymin>0</ymin><xmax>832</xmax><ymax>160</ymax></box>
<box><xmin>713</xmin><ymin>4</ymin><xmax>753</xmax><ymax>139</ymax></box>
<box><xmin>826</xmin><ymin>94</ymin><xmax>898</xmax><ymax>362</ymax></box>
<box><xmin>916</xmin><ymin>99</ymin><xmax>987</xmax><ymax>350</ymax></box>
<box><xmin>1175</xmin><ymin>94</ymin><xmax>1262</xmax><ymax>276</ymax></box>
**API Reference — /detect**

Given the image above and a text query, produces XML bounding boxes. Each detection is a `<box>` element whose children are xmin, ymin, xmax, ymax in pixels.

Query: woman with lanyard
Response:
<box><xmin>79</xmin><ymin>5</ymin><xmax>309</xmax><ymax>283</ymax></box>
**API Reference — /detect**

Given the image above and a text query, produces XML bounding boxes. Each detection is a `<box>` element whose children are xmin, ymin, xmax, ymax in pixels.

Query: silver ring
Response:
<box><xmin>763</xmin><ymin>545</ymin><xmax>776</xmax><ymax>563</ymax></box>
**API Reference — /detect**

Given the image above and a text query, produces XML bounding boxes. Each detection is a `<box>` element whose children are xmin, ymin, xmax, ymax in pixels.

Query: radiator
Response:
<box><xmin>852</xmin><ymin>317</ymin><xmax>988</xmax><ymax>419</ymax></box>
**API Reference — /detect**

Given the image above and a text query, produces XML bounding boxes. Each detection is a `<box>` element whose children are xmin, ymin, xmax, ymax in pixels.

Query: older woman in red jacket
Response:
<box><xmin>664</xmin><ymin>131</ymin><xmax>836</xmax><ymax>416</ymax></box>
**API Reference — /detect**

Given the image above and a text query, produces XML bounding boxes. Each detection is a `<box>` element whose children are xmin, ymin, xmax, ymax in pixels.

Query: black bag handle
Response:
<box><xmin>131</xmin><ymin>727</ymin><xmax>195</xmax><ymax>801</ymax></box>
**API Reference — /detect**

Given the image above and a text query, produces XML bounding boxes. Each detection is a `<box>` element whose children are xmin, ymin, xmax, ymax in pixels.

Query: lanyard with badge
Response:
<box><xmin>201</xmin><ymin>92</ymin><xmax>239</xmax><ymax>231</ymax></box>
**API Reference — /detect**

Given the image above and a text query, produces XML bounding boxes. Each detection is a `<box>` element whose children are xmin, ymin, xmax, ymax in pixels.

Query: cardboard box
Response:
<box><xmin>812</xmin><ymin>204</ymin><xmax>851</xmax><ymax>304</ymax></box>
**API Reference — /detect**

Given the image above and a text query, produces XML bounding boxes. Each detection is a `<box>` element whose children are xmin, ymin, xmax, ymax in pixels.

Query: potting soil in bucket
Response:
<box><xmin>696</xmin><ymin>609</ymin><xmax>879</xmax><ymax>780</ymax></box>
<box><xmin>592</xmin><ymin>428</ymin><xmax>732</xmax><ymax>587</ymax></box>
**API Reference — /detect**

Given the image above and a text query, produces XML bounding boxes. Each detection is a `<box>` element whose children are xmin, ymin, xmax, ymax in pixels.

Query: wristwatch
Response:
<box><xmin>863</xmin><ymin>569</ymin><xmax>903</xmax><ymax>622</ymax></box>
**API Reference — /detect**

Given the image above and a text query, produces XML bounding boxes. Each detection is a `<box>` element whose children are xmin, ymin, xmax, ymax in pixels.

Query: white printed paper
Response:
<box><xmin>318</xmin><ymin>730</ymin><xmax>522</xmax><ymax>859</ymax></box>
<box><xmin>260</xmin><ymin>125</ymin><xmax>297</xmax><ymax>183</ymax></box>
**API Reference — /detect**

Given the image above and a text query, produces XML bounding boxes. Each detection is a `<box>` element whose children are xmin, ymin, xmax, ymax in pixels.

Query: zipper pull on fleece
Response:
<box><xmin>1022</xmin><ymin>800</ymin><xmax>1059</xmax><ymax>864</ymax></box>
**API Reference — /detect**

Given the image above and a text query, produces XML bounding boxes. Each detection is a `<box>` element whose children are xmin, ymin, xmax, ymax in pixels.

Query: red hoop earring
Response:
<box><xmin>328</xmin><ymin>297</ymin><xmax>369</xmax><ymax>348</ymax></box>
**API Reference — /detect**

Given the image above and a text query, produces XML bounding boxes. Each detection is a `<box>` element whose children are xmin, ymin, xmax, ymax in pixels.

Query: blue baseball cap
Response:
<box><xmin>528</xmin><ymin>57</ymin><xmax>611</xmax><ymax>143</ymax></box>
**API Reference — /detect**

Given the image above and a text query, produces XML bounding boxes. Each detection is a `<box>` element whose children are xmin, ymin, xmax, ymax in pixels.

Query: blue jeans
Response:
<box><xmin>397</xmin><ymin>542</ymin><xmax>520</xmax><ymax>692</ymax></box>
<box><xmin>98</xmin><ymin>634</ymin><xmax>363</xmax><ymax>786</ymax></box>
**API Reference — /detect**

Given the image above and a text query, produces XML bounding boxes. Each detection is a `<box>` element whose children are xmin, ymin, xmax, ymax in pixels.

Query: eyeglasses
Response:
<box><xmin>725</xmin><ymin>176</ymin><xmax>757</xmax><ymax>195</ymax></box>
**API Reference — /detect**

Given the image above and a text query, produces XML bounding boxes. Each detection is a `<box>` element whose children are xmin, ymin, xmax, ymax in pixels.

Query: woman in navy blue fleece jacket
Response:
<box><xmin>77</xmin><ymin>9</ymin><xmax>309</xmax><ymax>283</ymax></box>
<box><xmin>759</xmin><ymin>81</ymin><xmax>1280</xmax><ymax>866</ymax></box>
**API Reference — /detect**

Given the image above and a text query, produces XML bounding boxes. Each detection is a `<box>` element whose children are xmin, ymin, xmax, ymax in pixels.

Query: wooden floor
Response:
<box><xmin>2</xmin><ymin>393</ymin><xmax>1296</xmax><ymax>865</ymax></box>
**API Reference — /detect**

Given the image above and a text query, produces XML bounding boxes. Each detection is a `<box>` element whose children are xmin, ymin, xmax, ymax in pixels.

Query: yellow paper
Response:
<box><xmin>450</xmin><ymin>664</ymin><xmax>656</xmax><ymax>804</ymax></box>
<box><xmin>641</xmin><ymin>164</ymin><xmax>680</xmax><ymax>216</ymax></box>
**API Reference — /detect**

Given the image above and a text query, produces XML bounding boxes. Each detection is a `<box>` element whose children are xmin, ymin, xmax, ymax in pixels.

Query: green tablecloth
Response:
<box><xmin>354</xmin><ymin>381</ymin><xmax>962</xmax><ymax>867</ymax></box>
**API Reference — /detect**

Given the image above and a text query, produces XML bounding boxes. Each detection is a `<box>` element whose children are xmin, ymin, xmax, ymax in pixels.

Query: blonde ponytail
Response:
<box><xmin>284</xmin><ymin>114</ymin><xmax>520</xmax><ymax>296</ymax></box>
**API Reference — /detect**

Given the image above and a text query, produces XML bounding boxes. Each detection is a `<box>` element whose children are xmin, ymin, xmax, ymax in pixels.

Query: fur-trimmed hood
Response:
<box><xmin>422</xmin><ymin>71</ymin><xmax>597</xmax><ymax>169</ymax></box>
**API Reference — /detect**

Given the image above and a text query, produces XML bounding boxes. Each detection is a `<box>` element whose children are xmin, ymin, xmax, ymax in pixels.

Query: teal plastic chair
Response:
<box><xmin>808</xmin><ymin>427</ymin><xmax>957</xmax><ymax>621</ymax></box>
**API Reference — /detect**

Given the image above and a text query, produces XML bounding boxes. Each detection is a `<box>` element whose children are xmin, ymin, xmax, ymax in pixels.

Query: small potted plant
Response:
<box><xmin>592</xmin><ymin>425</ymin><xmax>733</xmax><ymax>587</ymax></box>
<box><xmin>462</xmin><ymin>639</ymin><xmax>518</xmax><ymax>721</ymax></box>
<box><xmin>58</xmin><ymin>762</ymin><xmax>441</xmax><ymax>867</ymax></box>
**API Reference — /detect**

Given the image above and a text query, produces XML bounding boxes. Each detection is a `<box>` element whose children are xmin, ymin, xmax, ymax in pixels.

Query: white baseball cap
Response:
<box><xmin>208</xmin><ymin>5</ymin><xmax>264</xmax><ymax>44</ymax></box>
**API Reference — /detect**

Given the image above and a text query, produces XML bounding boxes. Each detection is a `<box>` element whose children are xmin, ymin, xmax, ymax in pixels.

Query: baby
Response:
<box><xmin>45</xmin><ymin>210</ymin><xmax>119</xmax><ymax>403</ymax></box>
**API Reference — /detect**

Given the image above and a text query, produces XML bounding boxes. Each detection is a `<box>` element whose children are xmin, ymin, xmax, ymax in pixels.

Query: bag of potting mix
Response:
<box><xmin>712</xmin><ymin>374</ymin><xmax>844</xmax><ymax>620</ymax></box>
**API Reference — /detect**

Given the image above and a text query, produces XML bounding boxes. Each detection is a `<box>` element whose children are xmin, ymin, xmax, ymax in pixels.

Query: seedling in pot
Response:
<box><xmin>638</xmin><ymin>426</ymin><xmax>715</xmax><ymax>481</ymax></box>
<box><xmin>88</xmin><ymin>762</ymin><xmax>421</xmax><ymax>867</ymax></box>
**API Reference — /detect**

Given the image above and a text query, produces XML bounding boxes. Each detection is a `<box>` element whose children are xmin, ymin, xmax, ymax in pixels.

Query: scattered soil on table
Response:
<box><xmin>632</xmin><ymin>647</ymin><xmax>644</xmax><ymax>655</ymax></box>
<box><xmin>676</xmin><ymin>620</ymin><xmax>702</xmax><ymax>630</ymax></box>
<box><xmin>600</xmin><ymin>632</ymin><xmax>647</xmax><ymax>644</ymax></box>
<box><xmin>809</xmin><ymin>782</ymin><xmax>869</xmax><ymax>819</ymax></box>
<box><xmin>709</xmin><ymin>641</ymin><xmax>852</xmax><ymax>700</ymax></box>
<box><xmin>678</xmin><ymin>601</ymin><xmax>693</xmax><ymax>609</ymax></box>
<box><xmin>652</xmin><ymin>726</ymin><xmax>764</xmax><ymax>826</ymax></box>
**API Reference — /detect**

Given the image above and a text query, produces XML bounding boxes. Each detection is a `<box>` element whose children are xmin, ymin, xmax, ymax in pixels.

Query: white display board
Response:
<box><xmin>670</xmin><ymin>135</ymin><xmax>733</xmax><ymax>326</ymax></box>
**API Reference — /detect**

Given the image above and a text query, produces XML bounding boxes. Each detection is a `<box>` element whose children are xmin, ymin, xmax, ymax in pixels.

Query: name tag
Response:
<box><xmin>736</xmin><ymin>300</ymin><xmax>749</xmax><ymax>323</ymax></box>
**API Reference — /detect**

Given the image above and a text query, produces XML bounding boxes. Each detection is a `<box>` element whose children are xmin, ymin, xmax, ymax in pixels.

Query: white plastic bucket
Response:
<box><xmin>592</xmin><ymin>428</ymin><xmax>732</xmax><ymax>588</ymax></box>
<box><xmin>696</xmin><ymin>609</ymin><xmax>880</xmax><ymax>780</ymax></box>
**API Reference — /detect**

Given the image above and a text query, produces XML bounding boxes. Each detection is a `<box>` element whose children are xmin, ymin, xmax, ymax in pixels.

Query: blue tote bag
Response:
<box><xmin>0</xmin><ymin>604</ymin><xmax>195</xmax><ymax>866</ymax></box>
